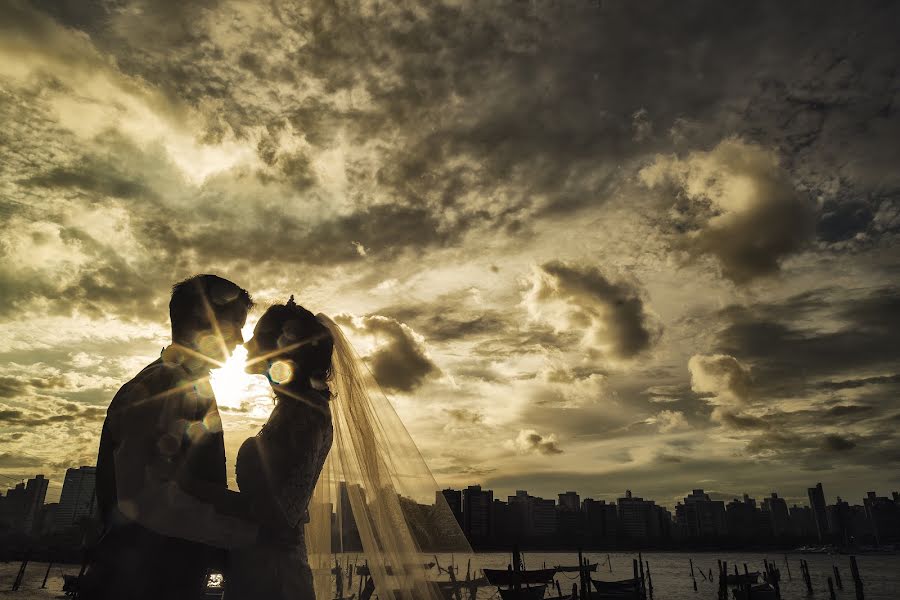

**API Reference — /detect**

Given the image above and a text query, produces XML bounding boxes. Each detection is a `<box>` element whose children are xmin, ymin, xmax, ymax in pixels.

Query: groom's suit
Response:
<box><xmin>84</xmin><ymin>349</ymin><xmax>256</xmax><ymax>600</ymax></box>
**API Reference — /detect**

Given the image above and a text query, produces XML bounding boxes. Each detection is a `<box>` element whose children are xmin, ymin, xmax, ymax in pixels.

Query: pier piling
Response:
<box><xmin>849</xmin><ymin>555</ymin><xmax>864</xmax><ymax>600</ymax></box>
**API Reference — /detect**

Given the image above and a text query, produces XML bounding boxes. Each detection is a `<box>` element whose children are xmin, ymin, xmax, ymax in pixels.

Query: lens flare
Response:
<box><xmin>268</xmin><ymin>360</ymin><xmax>294</xmax><ymax>385</ymax></box>
<box><xmin>210</xmin><ymin>345</ymin><xmax>276</xmax><ymax>418</ymax></box>
<box><xmin>210</xmin><ymin>345</ymin><xmax>253</xmax><ymax>409</ymax></box>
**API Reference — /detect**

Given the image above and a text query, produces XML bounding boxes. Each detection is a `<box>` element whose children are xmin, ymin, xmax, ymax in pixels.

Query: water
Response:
<box><xmin>0</xmin><ymin>552</ymin><xmax>896</xmax><ymax>600</ymax></box>
<box><xmin>470</xmin><ymin>551</ymin><xmax>899</xmax><ymax>600</ymax></box>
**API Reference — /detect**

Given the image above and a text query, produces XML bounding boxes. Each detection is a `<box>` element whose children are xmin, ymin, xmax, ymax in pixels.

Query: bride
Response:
<box><xmin>227</xmin><ymin>297</ymin><xmax>472</xmax><ymax>600</ymax></box>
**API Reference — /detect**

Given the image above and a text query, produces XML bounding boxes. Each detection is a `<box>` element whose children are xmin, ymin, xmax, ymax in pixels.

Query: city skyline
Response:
<box><xmin>3</xmin><ymin>459</ymin><xmax>898</xmax><ymax>551</ymax></box>
<box><xmin>2</xmin><ymin>1</ymin><xmax>899</xmax><ymax>504</ymax></box>
<box><xmin>3</xmin><ymin>461</ymin><xmax>896</xmax><ymax>517</ymax></box>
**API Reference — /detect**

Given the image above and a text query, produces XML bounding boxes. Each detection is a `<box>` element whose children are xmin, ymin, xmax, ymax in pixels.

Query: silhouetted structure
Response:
<box><xmin>440</xmin><ymin>488</ymin><xmax>463</xmax><ymax>526</ymax></box>
<box><xmin>808</xmin><ymin>483</ymin><xmax>828</xmax><ymax>542</ymax></box>
<box><xmin>762</xmin><ymin>493</ymin><xmax>790</xmax><ymax>539</ymax></box>
<box><xmin>53</xmin><ymin>467</ymin><xmax>96</xmax><ymax>532</ymax></box>
<box><xmin>3</xmin><ymin>460</ymin><xmax>900</xmax><ymax>555</ymax></box>
<box><xmin>463</xmin><ymin>485</ymin><xmax>493</xmax><ymax>542</ymax></box>
<box><xmin>864</xmin><ymin>491</ymin><xmax>900</xmax><ymax>545</ymax></box>
<box><xmin>675</xmin><ymin>489</ymin><xmax>727</xmax><ymax>541</ymax></box>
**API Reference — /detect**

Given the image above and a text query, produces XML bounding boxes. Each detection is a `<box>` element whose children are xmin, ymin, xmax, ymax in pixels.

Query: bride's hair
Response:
<box><xmin>255</xmin><ymin>296</ymin><xmax>333</xmax><ymax>391</ymax></box>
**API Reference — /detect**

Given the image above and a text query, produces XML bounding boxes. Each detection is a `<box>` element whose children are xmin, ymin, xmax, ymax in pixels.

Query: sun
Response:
<box><xmin>209</xmin><ymin>345</ymin><xmax>253</xmax><ymax>409</ymax></box>
<box><xmin>210</xmin><ymin>318</ymin><xmax>274</xmax><ymax>415</ymax></box>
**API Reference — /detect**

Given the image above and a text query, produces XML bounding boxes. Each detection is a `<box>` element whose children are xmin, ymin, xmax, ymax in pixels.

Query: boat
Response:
<box><xmin>590</xmin><ymin>577</ymin><xmax>645</xmax><ymax>600</ymax></box>
<box><xmin>725</xmin><ymin>572</ymin><xmax>760</xmax><ymax>586</ymax></box>
<box><xmin>483</xmin><ymin>568</ymin><xmax>557</xmax><ymax>586</ymax></box>
<box><xmin>732</xmin><ymin>583</ymin><xmax>777</xmax><ymax>600</ymax></box>
<box><xmin>554</xmin><ymin>562</ymin><xmax>598</xmax><ymax>573</ymax></box>
<box><xmin>498</xmin><ymin>585</ymin><xmax>548</xmax><ymax>600</ymax></box>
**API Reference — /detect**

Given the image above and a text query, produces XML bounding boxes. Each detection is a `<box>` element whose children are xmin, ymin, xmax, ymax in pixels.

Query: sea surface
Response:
<box><xmin>0</xmin><ymin>551</ymin><xmax>896</xmax><ymax>600</ymax></box>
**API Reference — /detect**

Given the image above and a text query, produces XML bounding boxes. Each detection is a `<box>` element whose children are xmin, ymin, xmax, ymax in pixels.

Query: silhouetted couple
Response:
<box><xmin>83</xmin><ymin>275</ymin><xmax>334</xmax><ymax>600</ymax></box>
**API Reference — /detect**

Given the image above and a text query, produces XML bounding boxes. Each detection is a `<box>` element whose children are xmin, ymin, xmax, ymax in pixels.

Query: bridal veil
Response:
<box><xmin>306</xmin><ymin>315</ymin><xmax>475</xmax><ymax>600</ymax></box>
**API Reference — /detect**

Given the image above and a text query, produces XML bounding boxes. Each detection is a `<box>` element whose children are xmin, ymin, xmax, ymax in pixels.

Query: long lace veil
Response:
<box><xmin>306</xmin><ymin>314</ymin><xmax>475</xmax><ymax>600</ymax></box>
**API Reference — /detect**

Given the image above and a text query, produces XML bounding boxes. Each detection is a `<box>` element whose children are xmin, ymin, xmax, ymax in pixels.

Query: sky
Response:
<box><xmin>1</xmin><ymin>0</ymin><xmax>898</xmax><ymax>510</ymax></box>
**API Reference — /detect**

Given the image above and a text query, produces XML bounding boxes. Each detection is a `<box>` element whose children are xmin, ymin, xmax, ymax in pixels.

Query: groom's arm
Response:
<box><xmin>108</xmin><ymin>369</ymin><xmax>259</xmax><ymax>548</ymax></box>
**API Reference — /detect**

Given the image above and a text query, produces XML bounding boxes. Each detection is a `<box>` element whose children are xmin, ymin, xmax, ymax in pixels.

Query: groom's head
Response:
<box><xmin>169</xmin><ymin>274</ymin><xmax>253</xmax><ymax>360</ymax></box>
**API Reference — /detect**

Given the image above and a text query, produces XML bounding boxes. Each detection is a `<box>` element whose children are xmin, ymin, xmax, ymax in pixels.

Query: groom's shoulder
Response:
<box><xmin>110</xmin><ymin>359</ymin><xmax>191</xmax><ymax>410</ymax></box>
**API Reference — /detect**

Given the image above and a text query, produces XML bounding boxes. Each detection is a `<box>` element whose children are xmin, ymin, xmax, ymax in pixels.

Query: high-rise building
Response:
<box><xmin>863</xmin><ymin>491</ymin><xmax>900</xmax><ymax>545</ymax></box>
<box><xmin>531</xmin><ymin>497</ymin><xmax>557</xmax><ymax>537</ymax></box>
<box><xmin>807</xmin><ymin>483</ymin><xmax>828</xmax><ymax>542</ymax></box>
<box><xmin>558</xmin><ymin>491</ymin><xmax>580</xmax><ymax>512</ymax></box>
<box><xmin>676</xmin><ymin>489</ymin><xmax>727</xmax><ymax>539</ymax></box>
<box><xmin>0</xmin><ymin>482</ymin><xmax>27</xmax><ymax>530</ymax></box>
<box><xmin>726</xmin><ymin>495</ymin><xmax>760</xmax><ymax>542</ymax></box>
<box><xmin>463</xmin><ymin>485</ymin><xmax>493</xmax><ymax>541</ymax></box>
<box><xmin>789</xmin><ymin>505</ymin><xmax>816</xmax><ymax>538</ymax></box>
<box><xmin>337</xmin><ymin>481</ymin><xmax>364</xmax><ymax>551</ymax></box>
<box><xmin>36</xmin><ymin>503</ymin><xmax>58</xmax><ymax>536</ymax></box>
<box><xmin>52</xmin><ymin>467</ymin><xmax>96</xmax><ymax>532</ymax></box>
<box><xmin>617</xmin><ymin>490</ymin><xmax>664</xmax><ymax>542</ymax></box>
<box><xmin>583</xmin><ymin>499</ymin><xmax>618</xmax><ymax>545</ymax></box>
<box><xmin>762</xmin><ymin>493</ymin><xmax>790</xmax><ymax>538</ymax></box>
<box><xmin>22</xmin><ymin>475</ymin><xmax>49</xmax><ymax>534</ymax></box>
<box><xmin>439</xmin><ymin>488</ymin><xmax>463</xmax><ymax>526</ymax></box>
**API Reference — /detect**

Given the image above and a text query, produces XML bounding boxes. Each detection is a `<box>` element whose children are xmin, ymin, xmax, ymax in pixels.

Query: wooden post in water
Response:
<box><xmin>849</xmin><ymin>555</ymin><xmax>864</xmax><ymax>600</ymax></box>
<box><xmin>803</xmin><ymin>560</ymin><xmax>813</xmax><ymax>595</ymax></box>
<box><xmin>513</xmin><ymin>546</ymin><xmax>522</xmax><ymax>596</ymax></box>
<box><xmin>645</xmin><ymin>560</ymin><xmax>653</xmax><ymax>598</ymax></box>
<box><xmin>607</xmin><ymin>554</ymin><xmax>612</xmax><ymax>573</ymax></box>
<box><xmin>638</xmin><ymin>553</ymin><xmax>645</xmax><ymax>597</ymax></box>
<box><xmin>583</xmin><ymin>556</ymin><xmax>593</xmax><ymax>600</ymax></box>
<box><xmin>12</xmin><ymin>555</ymin><xmax>29</xmax><ymax>591</ymax></box>
<box><xmin>721</xmin><ymin>561</ymin><xmax>728</xmax><ymax>600</ymax></box>
<box><xmin>577</xmin><ymin>548</ymin><xmax>586</xmax><ymax>600</ymax></box>
<box><xmin>833</xmin><ymin>565</ymin><xmax>843</xmax><ymax>590</ymax></box>
<box><xmin>41</xmin><ymin>561</ymin><xmax>53</xmax><ymax>589</ymax></box>
<box><xmin>784</xmin><ymin>555</ymin><xmax>792</xmax><ymax>581</ymax></box>
<box><xmin>689</xmin><ymin>558</ymin><xmax>698</xmax><ymax>592</ymax></box>
<box><xmin>827</xmin><ymin>577</ymin><xmax>836</xmax><ymax>600</ymax></box>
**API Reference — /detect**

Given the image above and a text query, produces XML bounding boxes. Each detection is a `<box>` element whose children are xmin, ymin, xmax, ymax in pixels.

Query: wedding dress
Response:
<box><xmin>232</xmin><ymin>314</ymin><xmax>474</xmax><ymax>600</ymax></box>
<box><xmin>227</xmin><ymin>385</ymin><xmax>333</xmax><ymax>599</ymax></box>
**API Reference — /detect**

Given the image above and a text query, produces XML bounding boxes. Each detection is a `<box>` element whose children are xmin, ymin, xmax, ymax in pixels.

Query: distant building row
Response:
<box><xmin>0</xmin><ymin>467</ymin><xmax>96</xmax><ymax>537</ymax></box>
<box><xmin>440</xmin><ymin>483</ymin><xmax>900</xmax><ymax>548</ymax></box>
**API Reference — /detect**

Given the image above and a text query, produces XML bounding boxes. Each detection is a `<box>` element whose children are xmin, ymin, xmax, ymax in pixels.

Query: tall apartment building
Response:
<box><xmin>463</xmin><ymin>485</ymin><xmax>493</xmax><ymax>541</ymax></box>
<box><xmin>807</xmin><ymin>483</ymin><xmax>828</xmax><ymax>542</ymax></box>
<box><xmin>52</xmin><ymin>466</ymin><xmax>96</xmax><ymax>532</ymax></box>
<box><xmin>676</xmin><ymin>489</ymin><xmax>727</xmax><ymax>539</ymax></box>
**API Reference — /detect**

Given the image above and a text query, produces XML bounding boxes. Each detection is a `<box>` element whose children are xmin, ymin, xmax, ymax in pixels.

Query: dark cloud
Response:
<box><xmin>715</xmin><ymin>411</ymin><xmax>770</xmax><ymax>431</ymax></box>
<box><xmin>334</xmin><ymin>314</ymin><xmax>440</xmax><ymax>393</ymax></box>
<box><xmin>640</xmin><ymin>138</ymin><xmax>816</xmax><ymax>283</ymax></box>
<box><xmin>822</xmin><ymin>434</ymin><xmax>856</xmax><ymax>452</ymax></box>
<box><xmin>715</xmin><ymin>287</ymin><xmax>900</xmax><ymax>396</ymax></box>
<box><xmin>0</xmin><ymin>453</ymin><xmax>44</xmax><ymax>469</ymax></box>
<box><xmin>445</xmin><ymin>408</ymin><xmax>484</xmax><ymax>425</ymax></box>
<box><xmin>509</xmin><ymin>429</ymin><xmax>563</xmax><ymax>456</ymax></box>
<box><xmin>525</xmin><ymin>261</ymin><xmax>660</xmax><ymax>360</ymax></box>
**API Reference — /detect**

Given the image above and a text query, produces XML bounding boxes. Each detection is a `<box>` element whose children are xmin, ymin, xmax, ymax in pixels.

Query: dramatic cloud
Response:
<box><xmin>524</xmin><ymin>262</ymin><xmax>660</xmax><ymax>361</ymax></box>
<box><xmin>688</xmin><ymin>354</ymin><xmax>752</xmax><ymax>406</ymax></box>
<box><xmin>2</xmin><ymin>0</ymin><xmax>899</xmax><ymax>501</ymax></box>
<box><xmin>334</xmin><ymin>314</ymin><xmax>441</xmax><ymax>393</ymax></box>
<box><xmin>649</xmin><ymin>410</ymin><xmax>690</xmax><ymax>433</ymax></box>
<box><xmin>508</xmin><ymin>429</ymin><xmax>563</xmax><ymax>456</ymax></box>
<box><xmin>640</xmin><ymin>138</ymin><xmax>816</xmax><ymax>283</ymax></box>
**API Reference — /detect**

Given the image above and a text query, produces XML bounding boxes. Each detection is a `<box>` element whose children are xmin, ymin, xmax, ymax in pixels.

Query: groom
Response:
<box><xmin>84</xmin><ymin>275</ymin><xmax>260</xmax><ymax>600</ymax></box>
